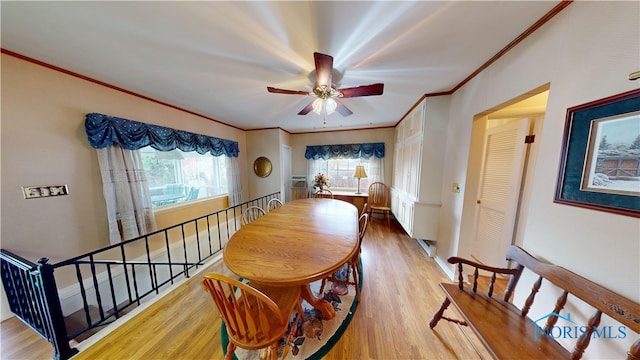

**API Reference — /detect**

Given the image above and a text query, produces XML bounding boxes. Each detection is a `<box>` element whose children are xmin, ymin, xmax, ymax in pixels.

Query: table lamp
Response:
<box><xmin>353</xmin><ymin>165</ymin><xmax>368</xmax><ymax>194</ymax></box>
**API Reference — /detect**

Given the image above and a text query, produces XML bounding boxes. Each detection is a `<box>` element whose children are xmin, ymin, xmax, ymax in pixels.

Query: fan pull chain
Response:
<box><xmin>323</xmin><ymin>116</ymin><xmax>327</xmax><ymax>128</ymax></box>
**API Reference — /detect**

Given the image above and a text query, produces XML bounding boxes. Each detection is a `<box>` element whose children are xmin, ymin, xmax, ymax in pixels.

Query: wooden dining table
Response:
<box><xmin>223</xmin><ymin>198</ymin><xmax>359</xmax><ymax>319</ymax></box>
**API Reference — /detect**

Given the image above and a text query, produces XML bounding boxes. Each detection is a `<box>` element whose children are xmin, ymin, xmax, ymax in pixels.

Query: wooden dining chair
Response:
<box><xmin>266</xmin><ymin>198</ymin><xmax>283</xmax><ymax>211</ymax></box>
<box><xmin>291</xmin><ymin>181</ymin><xmax>309</xmax><ymax>200</ymax></box>
<box><xmin>201</xmin><ymin>273</ymin><xmax>304</xmax><ymax>360</ymax></box>
<box><xmin>367</xmin><ymin>182</ymin><xmax>391</xmax><ymax>227</ymax></box>
<box><xmin>361</xmin><ymin>202</ymin><xmax>368</xmax><ymax>217</ymax></box>
<box><xmin>242</xmin><ymin>206</ymin><xmax>266</xmax><ymax>225</ymax></box>
<box><xmin>319</xmin><ymin>212</ymin><xmax>369</xmax><ymax>300</ymax></box>
<box><xmin>313</xmin><ymin>189</ymin><xmax>334</xmax><ymax>199</ymax></box>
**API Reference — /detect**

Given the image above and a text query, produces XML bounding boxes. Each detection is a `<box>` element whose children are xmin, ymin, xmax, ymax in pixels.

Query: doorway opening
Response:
<box><xmin>462</xmin><ymin>84</ymin><xmax>550</xmax><ymax>267</ymax></box>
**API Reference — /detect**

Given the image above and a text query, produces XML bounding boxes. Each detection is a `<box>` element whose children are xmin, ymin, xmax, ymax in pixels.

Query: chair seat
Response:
<box><xmin>370</xmin><ymin>205</ymin><xmax>390</xmax><ymax>211</ymax></box>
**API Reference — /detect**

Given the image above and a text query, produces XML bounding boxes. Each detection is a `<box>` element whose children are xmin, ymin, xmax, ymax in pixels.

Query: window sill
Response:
<box><xmin>153</xmin><ymin>194</ymin><xmax>228</xmax><ymax>214</ymax></box>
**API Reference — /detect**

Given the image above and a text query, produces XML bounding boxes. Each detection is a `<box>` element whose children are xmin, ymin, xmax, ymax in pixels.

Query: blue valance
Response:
<box><xmin>304</xmin><ymin>142</ymin><xmax>385</xmax><ymax>160</ymax></box>
<box><xmin>85</xmin><ymin>113</ymin><xmax>239</xmax><ymax>158</ymax></box>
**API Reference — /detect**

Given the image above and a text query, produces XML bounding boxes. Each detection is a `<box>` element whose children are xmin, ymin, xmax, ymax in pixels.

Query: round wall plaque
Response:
<box><xmin>253</xmin><ymin>156</ymin><xmax>272</xmax><ymax>178</ymax></box>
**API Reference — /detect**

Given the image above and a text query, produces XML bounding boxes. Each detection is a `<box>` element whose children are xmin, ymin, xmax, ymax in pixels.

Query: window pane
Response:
<box><xmin>324</xmin><ymin>158</ymin><xmax>370</xmax><ymax>190</ymax></box>
<box><xmin>140</xmin><ymin>147</ymin><xmax>227</xmax><ymax>207</ymax></box>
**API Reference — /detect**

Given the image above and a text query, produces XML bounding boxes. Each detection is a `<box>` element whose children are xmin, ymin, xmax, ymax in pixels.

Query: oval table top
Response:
<box><xmin>223</xmin><ymin>198</ymin><xmax>359</xmax><ymax>287</ymax></box>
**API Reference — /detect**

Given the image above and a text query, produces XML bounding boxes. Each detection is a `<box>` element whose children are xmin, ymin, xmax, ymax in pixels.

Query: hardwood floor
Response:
<box><xmin>1</xmin><ymin>218</ymin><xmax>491</xmax><ymax>360</ymax></box>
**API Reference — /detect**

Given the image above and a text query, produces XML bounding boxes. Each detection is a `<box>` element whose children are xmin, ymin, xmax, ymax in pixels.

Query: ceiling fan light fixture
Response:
<box><xmin>312</xmin><ymin>98</ymin><xmax>324</xmax><ymax>115</ymax></box>
<box><xmin>267</xmin><ymin>52</ymin><xmax>383</xmax><ymax>118</ymax></box>
<box><xmin>313</xmin><ymin>84</ymin><xmax>342</xmax><ymax>100</ymax></box>
<box><xmin>325</xmin><ymin>98</ymin><xmax>337</xmax><ymax>115</ymax></box>
<box><xmin>312</xmin><ymin>97</ymin><xmax>337</xmax><ymax>115</ymax></box>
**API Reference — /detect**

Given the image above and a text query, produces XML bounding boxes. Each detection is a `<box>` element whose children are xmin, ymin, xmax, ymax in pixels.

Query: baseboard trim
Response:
<box><xmin>415</xmin><ymin>238</ymin><xmax>436</xmax><ymax>257</ymax></box>
<box><xmin>414</xmin><ymin>238</ymin><xmax>455</xmax><ymax>280</ymax></box>
<box><xmin>434</xmin><ymin>255</ymin><xmax>455</xmax><ymax>280</ymax></box>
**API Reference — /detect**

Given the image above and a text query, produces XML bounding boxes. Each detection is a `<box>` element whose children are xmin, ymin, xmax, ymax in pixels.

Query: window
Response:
<box><xmin>140</xmin><ymin>147</ymin><xmax>227</xmax><ymax>207</ymax></box>
<box><xmin>314</xmin><ymin>159</ymin><xmax>371</xmax><ymax>190</ymax></box>
<box><xmin>306</xmin><ymin>143</ymin><xmax>385</xmax><ymax>193</ymax></box>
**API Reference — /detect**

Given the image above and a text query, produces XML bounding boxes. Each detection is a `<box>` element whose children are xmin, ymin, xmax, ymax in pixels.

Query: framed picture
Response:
<box><xmin>22</xmin><ymin>185</ymin><xmax>69</xmax><ymax>199</ymax></box>
<box><xmin>554</xmin><ymin>88</ymin><xmax>640</xmax><ymax>217</ymax></box>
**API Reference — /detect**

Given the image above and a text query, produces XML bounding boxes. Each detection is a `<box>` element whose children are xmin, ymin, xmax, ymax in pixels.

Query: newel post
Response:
<box><xmin>37</xmin><ymin>257</ymin><xmax>78</xmax><ymax>360</ymax></box>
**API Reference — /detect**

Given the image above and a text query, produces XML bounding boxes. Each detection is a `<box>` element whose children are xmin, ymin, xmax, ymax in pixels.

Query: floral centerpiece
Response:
<box><xmin>313</xmin><ymin>173</ymin><xmax>330</xmax><ymax>191</ymax></box>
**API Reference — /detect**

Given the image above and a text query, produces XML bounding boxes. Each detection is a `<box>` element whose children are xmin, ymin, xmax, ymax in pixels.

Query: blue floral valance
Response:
<box><xmin>304</xmin><ymin>142</ymin><xmax>385</xmax><ymax>160</ymax></box>
<box><xmin>85</xmin><ymin>113</ymin><xmax>239</xmax><ymax>158</ymax></box>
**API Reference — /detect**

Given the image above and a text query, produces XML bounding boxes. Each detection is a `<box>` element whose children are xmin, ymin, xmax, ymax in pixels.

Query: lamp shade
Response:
<box><xmin>353</xmin><ymin>165</ymin><xmax>368</xmax><ymax>179</ymax></box>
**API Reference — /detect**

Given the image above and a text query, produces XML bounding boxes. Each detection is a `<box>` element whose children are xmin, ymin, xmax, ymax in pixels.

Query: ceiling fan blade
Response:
<box><xmin>338</xmin><ymin>83</ymin><xmax>384</xmax><ymax>98</ymax></box>
<box><xmin>335</xmin><ymin>99</ymin><xmax>353</xmax><ymax>117</ymax></box>
<box><xmin>314</xmin><ymin>52</ymin><xmax>333</xmax><ymax>87</ymax></box>
<box><xmin>298</xmin><ymin>101</ymin><xmax>315</xmax><ymax>115</ymax></box>
<box><xmin>267</xmin><ymin>87</ymin><xmax>310</xmax><ymax>95</ymax></box>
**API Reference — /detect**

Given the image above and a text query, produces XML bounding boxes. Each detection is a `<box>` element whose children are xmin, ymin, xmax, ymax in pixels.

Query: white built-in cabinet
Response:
<box><xmin>391</xmin><ymin>96</ymin><xmax>450</xmax><ymax>241</ymax></box>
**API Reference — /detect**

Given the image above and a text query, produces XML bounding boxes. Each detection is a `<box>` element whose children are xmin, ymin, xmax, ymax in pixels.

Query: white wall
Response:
<box><xmin>440</xmin><ymin>0</ymin><xmax>639</xmax><ymax>298</ymax></box>
<box><xmin>246</xmin><ymin>129</ymin><xmax>282</xmax><ymax>199</ymax></box>
<box><xmin>437</xmin><ymin>0</ymin><xmax>638</xmax><ymax>334</ymax></box>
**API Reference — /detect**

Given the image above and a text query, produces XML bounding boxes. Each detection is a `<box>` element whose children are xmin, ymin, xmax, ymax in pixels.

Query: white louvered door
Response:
<box><xmin>471</xmin><ymin>118</ymin><xmax>530</xmax><ymax>267</ymax></box>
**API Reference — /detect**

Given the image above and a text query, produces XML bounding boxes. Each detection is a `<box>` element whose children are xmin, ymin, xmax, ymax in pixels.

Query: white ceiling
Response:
<box><xmin>1</xmin><ymin>1</ymin><xmax>561</xmax><ymax>133</ymax></box>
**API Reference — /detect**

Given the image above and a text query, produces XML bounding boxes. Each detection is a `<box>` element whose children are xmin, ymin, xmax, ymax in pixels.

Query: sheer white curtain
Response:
<box><xmin>226</xmin><ymin>156</ymin><xmax>243</xmax><ymax>206</ymax></box>
<box><xmin>307</xmin><ymin>159</ymin><xmax>327</xmax><ymax>190</ymax></box>
<box><xmin>367</xmin><ymin>156</ymin><xmax>384</xmax><ymax>184</ymax></box>
<box><xmin>97</xmin><ymin>144</ymin><xmax>157</xmax><ymax>244</ymax></box>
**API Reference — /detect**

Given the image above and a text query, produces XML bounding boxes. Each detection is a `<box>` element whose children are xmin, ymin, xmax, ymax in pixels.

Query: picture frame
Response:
<box><xmin>22</xmin><ymin>184</ymin><xmax>69</xmax><ymax>199</ymax></box>
<box><xmin>554</xmin><ymin>88</ymin><xmax>640</xmax><ymax>218</ymax></box>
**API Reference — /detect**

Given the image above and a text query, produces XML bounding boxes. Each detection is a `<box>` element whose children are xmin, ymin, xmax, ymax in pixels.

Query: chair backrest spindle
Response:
<box><xmin>267</xmin><ymin>198</ymin><xmax>283</xmax><ymax>211</ymax></box>
<box><xmin>242</xmin><ymin>206</ymin><xmax>266</xmax><ymax>225</ymax></box>
<box><xmin>367</xmin><ymin>182</ymin><xmax>390</xmax><ymax>207</ymax></box>
<box><xmin>313</xmin><ymin>189</ymin><xmax>334</xmax><ymax>199</ymax></box>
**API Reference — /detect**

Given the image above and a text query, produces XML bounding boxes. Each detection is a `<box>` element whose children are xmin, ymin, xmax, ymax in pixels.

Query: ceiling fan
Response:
<box><xmin>267</xmin><ymin>52</ymin><xmax>384</xmax><ymax>117</ymax></box>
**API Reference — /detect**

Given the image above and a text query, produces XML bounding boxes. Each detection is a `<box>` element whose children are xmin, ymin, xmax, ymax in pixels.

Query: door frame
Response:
<box><xmin>470</xmin><ymin>117</ymin><xmax>532</xmax><ymax>266</ymax></box>
<box><xmin>459</xmin><ymin>86</ymin><xmax>548</xmax><ymax>264</ymax></box>
<box><xmin>281</xmin><ymin>145</ymin><xmax>292</xmax><ymax>202</ymax></box>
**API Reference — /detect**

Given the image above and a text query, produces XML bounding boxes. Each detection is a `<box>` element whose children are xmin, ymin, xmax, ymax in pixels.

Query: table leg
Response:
<box><xmin>301</xmin><ymin>284</ymin><xmax>336</xmax><ymax>320</ymax></box>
